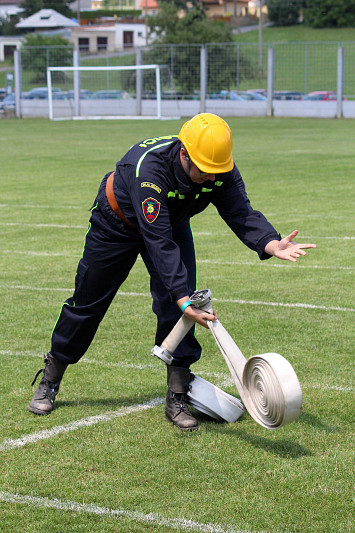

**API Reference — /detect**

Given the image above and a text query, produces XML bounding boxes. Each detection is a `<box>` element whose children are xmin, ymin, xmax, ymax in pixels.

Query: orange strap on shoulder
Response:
<box><xmin>105</xmin><ymin>172</ymin><xmax>140</xmax><ymax>232</ymax></box>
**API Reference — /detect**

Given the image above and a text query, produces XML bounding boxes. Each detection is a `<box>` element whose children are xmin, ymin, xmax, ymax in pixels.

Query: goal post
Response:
<box><xmin>46</xmin><ymin>64</ymin><xmax>165</xmax><ymax>121</ymax></box>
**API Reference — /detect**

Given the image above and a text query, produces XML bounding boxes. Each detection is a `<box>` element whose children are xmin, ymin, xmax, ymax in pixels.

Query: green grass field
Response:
<box><xmin>0</xmin><ymin>117</ymin><xmax>354</xmax><ymax>532</ymax></box>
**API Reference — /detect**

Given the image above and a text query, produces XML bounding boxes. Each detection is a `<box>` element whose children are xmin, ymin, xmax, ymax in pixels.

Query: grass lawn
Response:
<box><xmin>0</xmin><ymin>116</ymin><xmax>354</xmax><ymax>532</ymax></box>
<box><xmin>233</xmin><ymin>24</ymin><xmax>355</xmax><ymax>43</ymax></box>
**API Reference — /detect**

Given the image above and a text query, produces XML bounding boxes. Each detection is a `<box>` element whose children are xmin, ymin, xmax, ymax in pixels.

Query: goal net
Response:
<box><xmin>46</xmin><ymin>64</ymin><xmax>179</xmax><ymax>120</ymax></box>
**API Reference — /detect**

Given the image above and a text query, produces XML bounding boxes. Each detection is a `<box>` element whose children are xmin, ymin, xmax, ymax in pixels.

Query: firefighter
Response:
<box><xmin>29</xmin><ymin>113</ymin><xmax>316</xmax><ymax>431</ymax></box>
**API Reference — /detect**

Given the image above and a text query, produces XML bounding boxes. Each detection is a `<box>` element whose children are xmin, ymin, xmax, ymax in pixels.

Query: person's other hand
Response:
<box><xmin>265</xmin><ymin>230</ymin><xmax>316</xmax><ymax>262</ymax></box>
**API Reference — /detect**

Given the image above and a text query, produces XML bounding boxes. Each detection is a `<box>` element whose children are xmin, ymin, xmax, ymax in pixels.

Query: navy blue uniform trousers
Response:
<box><xmin>51</xmin><ymin>205</ymin><xmax>201</xmax><ymax>368</ymax></box>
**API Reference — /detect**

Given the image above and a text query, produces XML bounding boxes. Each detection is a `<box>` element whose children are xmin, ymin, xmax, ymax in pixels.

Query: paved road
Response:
<box><xmin>232</xmin><ymin>22</ymin><xmax>272</xmax><ymax>34</ymax></box>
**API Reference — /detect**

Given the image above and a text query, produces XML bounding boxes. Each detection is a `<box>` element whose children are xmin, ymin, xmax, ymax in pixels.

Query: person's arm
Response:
<box><xmin>213</xmin><ymin>166</ymin><xmax>281</xmax><ymax>259</ymax></box>
<box><xmin>264</xmin><ymin>230</ymin><xmax>316</xmax><ymax>262</ymax></box>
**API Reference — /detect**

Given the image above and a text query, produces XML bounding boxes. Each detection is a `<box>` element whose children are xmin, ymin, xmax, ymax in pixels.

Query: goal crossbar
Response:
<box><xmin>46</xmin><ymin>64</ymin><xmax>162</xmax><ymax>120</ymax></box>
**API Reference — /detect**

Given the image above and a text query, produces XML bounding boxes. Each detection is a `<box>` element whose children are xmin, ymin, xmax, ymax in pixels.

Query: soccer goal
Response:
<box><xmin>46</xmin><ymin>64</ymin><xmax>175</xmax><ymax>121</ymax></box>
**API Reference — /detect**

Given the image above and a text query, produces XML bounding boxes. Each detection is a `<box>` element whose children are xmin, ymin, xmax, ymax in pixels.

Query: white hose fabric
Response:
<box><xmin>243</xmin><ymin>353</ymin><xmax>303</xmax><ymax>429</ymax></box>
<box><xmin>207</xmin><ymin>318</ymin><xmax>303</xmax><ymax>430</ymax></box>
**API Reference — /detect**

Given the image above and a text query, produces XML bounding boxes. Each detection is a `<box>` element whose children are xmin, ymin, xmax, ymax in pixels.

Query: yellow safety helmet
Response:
<box><xmin>178</xmin><ymin>113</ymin><xmax>234</xmax><ymax>174</ymax></box>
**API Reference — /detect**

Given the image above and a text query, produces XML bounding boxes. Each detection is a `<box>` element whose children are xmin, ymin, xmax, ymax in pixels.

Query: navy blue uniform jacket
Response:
<box><xmin>97</xmin><ymin>135</ymin><xmax>280</xmax><ymax>302</ymax></box>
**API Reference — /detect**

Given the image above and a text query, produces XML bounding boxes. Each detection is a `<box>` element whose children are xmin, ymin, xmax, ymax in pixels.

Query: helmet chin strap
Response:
<box><xmin>186</xmin><ymin>155</ymin><xmax>191</xmax><ymax>178</ymax></box>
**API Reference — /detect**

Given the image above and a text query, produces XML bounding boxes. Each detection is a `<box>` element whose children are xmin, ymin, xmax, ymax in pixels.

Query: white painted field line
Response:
<box><xmin>1</xmin><ymin>285</ymin><xmax>353</xmax><ymax>312</ymax></box>
<box><xmin>193</xmin><ymin>232</ymin><xmax>355</xmax><ymax>240</ymax></box>
<box><xmin>0</xmin><ymin>492</ymin><xmax>249</xmax><ymax>533</ymax></box>
<box><xmin>3</xmin><ymin>250</ymin><xmax>79</xmax><ymax>258</ymax></box>
<box><xmin>0</xmin><ymin>204</ymin><xmax>82</xmax><ymax>209</ymax></box>
<box><xmin>3</xmin><ymin>250</ymin><xmax>353</xmax><ymax>271</ymax></box>
<box><xmin>0</xmin><ymin>222</ymin><xmax>87</xmax><ymax>229</ymax></box>
<box><xmin>212</xmin><ymin>296</ymin><xmax>355</xmax><ymax>313</ymax></box>
<box><xmin>310</xmin><ymin>384</ymin><xmax>353</xmax><ymax>393</ymax></box>
<box><xmin>0</xmin><ymin>349</ymin><xmax>160</xmax><ymax>370</ymax></box>
<box><xmin>0</xmin><ymin>398</ymin><xmax>164</xmax><ymax>452</ymax></box>
<box><xmin>1</xmin><ymin>350</ymin><xmax>353</xmax><ymax>393</ymax></box>
<box><xmin>0</xmin><ymin>204</ymin><xmax>349</xmax><ymax>218</ymax></box>
<box><xmin>196</xmin><ymin>258</ymin><xmax>353</xmax><ymax>271</ymax></box>
<box><xmin>1</xmin><ymin>221</ymin><xmax>354</xmax><ymax>241</ymax></box>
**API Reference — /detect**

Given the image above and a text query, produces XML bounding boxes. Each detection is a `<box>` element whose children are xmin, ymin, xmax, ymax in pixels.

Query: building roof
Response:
<box><xmin>203</xmin><ymin>0</ymin><xmax>249</xmax><ymax>4</ymax></box>
<box><xmin>0</xmin><ymin>0</ymin><xmax>21</xmax><ymax>5</ymax></box>
<box><xmin>16</xmin><ymin>9</ymin><xmax>79</xmax><ymax>29</ymax></box>
<box><xmin>140</xmin><ymin>0</ymin><xmax>158</xmax><ymax>9</ymax></box>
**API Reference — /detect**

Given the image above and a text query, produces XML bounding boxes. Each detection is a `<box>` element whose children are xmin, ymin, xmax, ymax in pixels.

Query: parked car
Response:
<box><xmin>67</xmin><ymin>89</ymin><xmax>94</xmax><ymax>100</ymax></box>
<box><xmin>210</xmin><ymin>90</ymin><xmax>230</xmax><ymax>100</ymax></box>
<box><xmin>246</xmin><ymin>89</ymin><xmax>267</xmax><ymax>97</ymax></box>
<box><xmin>273</xmin><ymin>91</ymin><xmax>304</xmax><ymax>100</ymax></box>
<box><xmin>236</xmin><ymin>91</ymin><xmax>267</xmax><ymax>101</ymax></box>
<box><xmin>24</xmin><ymin>87</ymin><xmax>62</xmax><ymax>100</ymax></box>
<box><xmin>227</xmin><ymin>91</ymin><xmax>245</xmax><ymax>101</ymax></box>
<box><xmin>91</xmin><ymin>90</ymin><xmax>123</xmax><ymax>100</ymax></box>
<box><xmin>0</xmin><ymin>93</ymin><xmax>16</xmax><ymax>111</ymax></box>
<box><xmin>302</xmin><ymin>91</ymin><xmax>346</xmax><ymax>101</ymax></box>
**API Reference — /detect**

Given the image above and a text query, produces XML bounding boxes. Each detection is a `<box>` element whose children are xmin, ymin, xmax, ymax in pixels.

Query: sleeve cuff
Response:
<box><xmin>257</xmin><ymin>233</ymin><xmax>281</xmax><ymax>260</ymax></box>
<box><xmin>170</xmin><ymin>285</ymin><xmax>190</xmax><ymax>302</ymax></box>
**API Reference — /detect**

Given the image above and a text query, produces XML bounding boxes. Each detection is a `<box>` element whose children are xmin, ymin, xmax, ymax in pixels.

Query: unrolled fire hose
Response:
<box><xmin>152</xmin><ymin>289</ymin><xmax>303</xmax><ymax>429</ymax></box>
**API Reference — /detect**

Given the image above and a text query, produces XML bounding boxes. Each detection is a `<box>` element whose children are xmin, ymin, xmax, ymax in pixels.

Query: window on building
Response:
<box><xmin>78</xmin><ymin>38</ymin><xmax>89</xmax><ymax>53</ymax></box>
<box><xmin>97</xmin><ymin>37</ymin><xmax>108</xmax><ymax>51</ymax></box>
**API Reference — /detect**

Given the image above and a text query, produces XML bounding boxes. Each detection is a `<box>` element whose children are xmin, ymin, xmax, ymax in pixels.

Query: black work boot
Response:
<box><xmin>165</xmin><ymin>366</ymin><xmax>198</xmax><ymax>431</ymax></box>
<box><xmin>28</xmin><ymin>353</ymin><xmax>68</xmax><ymax>415</ymax></box>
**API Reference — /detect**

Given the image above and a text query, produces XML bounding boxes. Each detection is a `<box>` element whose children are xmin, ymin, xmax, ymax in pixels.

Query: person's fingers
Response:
<box><xmin>297</xmin><ymin>243</ymin><xmax>317</xmax><ymax>249</ymax></box>
<box><xmin>285</xmin><ymin>229</ymin><xmax>299</xmax><ymax>242</ymax></box>
<box><xmin>184</xmin><ymin>307</ymin><xmax>216</xmax><ymax>329</ymax></box>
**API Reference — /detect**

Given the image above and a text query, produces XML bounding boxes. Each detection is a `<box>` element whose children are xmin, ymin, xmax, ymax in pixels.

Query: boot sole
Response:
<box><xmin>28</xmin><ymin>406</ymin><xmax>52</xmax><ymax>415</ymax></box>
<box><xmin>165</xmin><ymin>416</ymin><xmax>199</xmax><ymax>431</ymax></box>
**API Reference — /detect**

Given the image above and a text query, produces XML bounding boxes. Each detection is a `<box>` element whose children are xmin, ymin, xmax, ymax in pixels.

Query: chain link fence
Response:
<box><xmin>10</xmin><ymin>41</ymin><xmax>355</xmax><ymax>118</ymax></box>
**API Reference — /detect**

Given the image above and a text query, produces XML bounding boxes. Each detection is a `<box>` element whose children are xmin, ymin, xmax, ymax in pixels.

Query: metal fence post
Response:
<box><xmin>200</xmin><ymin>45</ymin><xmax>207</xmax><ymax>114</ymax></box>
<box><xmin>267</xmin><ymin>46</ymin><xmax>274</xmax><ymax>117</ymax></box>
<box><xmin>304</xmin><ymin>43</ymin><xmax>308</xmax><ymax>95</ymax></box>
<box><xmin>236</xmin><ymin>44</ymin><xmax>240</xmax><ymax>89</ymax></box>
<box><xmin>73</xmin><ymin>49</ymin><xmax>80</xmax><ymax>117</ymax></box>
<box><xmin>136</xmin><ymin>47</ymin><xmax>143</xmax><ymax>116</ymax></box>
<box><xmin>14</xmin><ymin>50</ymin><xmax>21</xmax><ymax>118</ymax></box>
<box><xmin>337</xmin><ymin>45</ymin><xmax>344</xmax><ymax>119</ymax></box>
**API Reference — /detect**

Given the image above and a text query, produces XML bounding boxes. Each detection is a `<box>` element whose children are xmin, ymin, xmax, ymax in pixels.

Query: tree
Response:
<box><xmin>266</xmin><ymin>0</ymin><xmax>302</xmax><ymax>26</ymax></box>
<box><xmin>132</xmin><ymin>1</ymin><xmax>244</xmax><ymax>95</ymax></box>
<box><xmin>303</xmin><ymin>0</ymin><xmax>355</xmax><ymax>28</ymax></box>
<box><xmin>20</xmin><ymin>0</ymin><xmax>75</xmax><ymax>18</ymax></box>
<box><xmin>21</xmin><ymin>33</ymin><xmax>72</xmax><ymax>84</ymax></box>
<box><xmin>148</xmin><ymin>1</ymin><xmax>233</xmax><ymax>45</ymax></box>
<box><xmin>0</xmin><ymin>14</ymin><xmax>21</xmax><ymax>36</ymax></box>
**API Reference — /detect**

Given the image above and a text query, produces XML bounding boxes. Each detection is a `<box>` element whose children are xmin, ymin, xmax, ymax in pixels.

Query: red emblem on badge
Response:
<box><xmin>142</xmin><ymin>197</ymin><xmax>160</xmax><ymax>223</ymax></box>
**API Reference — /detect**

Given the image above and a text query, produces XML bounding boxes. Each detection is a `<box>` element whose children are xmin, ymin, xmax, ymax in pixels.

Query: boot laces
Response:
<box><xmin>31</xmin><ymin>367</ymin><xmax>44</xmax><ymax>387</ymax></box>
<box><xmin>172</xmin><ymin>393</ymin><xmax>190</xmax><ymax>415</ymax></box>
<box><xmin>30</xmin><ymin>354</ymin><xmax>51</xmax><ymax>386</ymax></box>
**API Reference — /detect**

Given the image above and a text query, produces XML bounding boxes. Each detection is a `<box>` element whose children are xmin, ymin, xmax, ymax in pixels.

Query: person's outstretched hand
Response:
<box><xmin>264</xmin><ymin>230</ymin><xmax>316</xmax><ymax>262</ymax></box>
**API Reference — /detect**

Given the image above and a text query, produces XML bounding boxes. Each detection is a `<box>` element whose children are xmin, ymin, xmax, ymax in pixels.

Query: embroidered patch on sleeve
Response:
<box><xmin>141</xmin><ymin>182</ymin><xmax>162</xmax><ymax>194</ymax></box>
<box><xmin>142</xmin><ymin>197</ymin><xmax>161</xmax><ymax>223</ymax></box>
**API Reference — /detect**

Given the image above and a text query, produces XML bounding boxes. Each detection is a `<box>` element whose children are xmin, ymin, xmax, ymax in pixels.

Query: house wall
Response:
<box><xmin>0</xmin><ymin>35</ymin><xmax>23</xmax><ymax>61</ymax></box>
<box><xmin>69</xmin><ymin>26</ymin><xmax>116</xmax><ymax>53</ymax></box>
<box><xmin>69</xmin><ymin>23</ymin><xmax>147</xmax><ymax>52</ymax></box>
<box><xmin>114</xmin><ymin>23</ymin><xmax>147</xmax><ymax>49</ymax></box>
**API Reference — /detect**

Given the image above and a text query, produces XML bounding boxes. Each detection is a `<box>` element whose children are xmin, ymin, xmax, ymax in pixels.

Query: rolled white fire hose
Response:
<box><xmin>206</xmin><ymin>318</ymin><xmax>302</xmax><ymax>429</ymax></box>
<box><xmin>152</xmin><ymin>290</ymin><xmax>303</xmax><ymax>429</ymax></box>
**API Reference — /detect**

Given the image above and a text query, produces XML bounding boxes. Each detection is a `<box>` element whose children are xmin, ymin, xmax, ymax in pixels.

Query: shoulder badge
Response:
<box><xmin>142</xmin><ymin>197</ymin><xmax>160</xmax><ymax>223</ymax></box>
<box><xmin>141</xmin><ymin>182</ymin><xmax>161</xmax><ymax>194</ymax></box>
